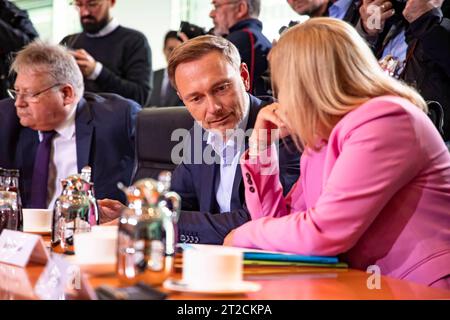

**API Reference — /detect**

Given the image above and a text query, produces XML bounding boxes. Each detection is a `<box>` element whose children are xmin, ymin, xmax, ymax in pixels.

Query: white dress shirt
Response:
<box><xmin>206</xmin><ymin>95</ymin><xmax>250</xmax><ymax>213</ymax></box>
<box><xmin>39</xmin><ymin>104</ymin><xmax>78</xmax><ymax>209</ymax></box>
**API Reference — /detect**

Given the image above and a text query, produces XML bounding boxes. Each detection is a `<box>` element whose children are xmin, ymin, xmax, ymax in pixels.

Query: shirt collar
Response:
<box><xmin>207</xmin><ymin>93</ymin><xmax>250</xmax><ymax>154</ymax></box>
<box><xmin>86</xmin><ymin>17</ymin><xmax>119</xmax><ymax>38</ymax></box>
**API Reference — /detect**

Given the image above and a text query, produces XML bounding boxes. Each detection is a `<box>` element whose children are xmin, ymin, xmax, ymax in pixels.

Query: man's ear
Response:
<box><xmin>61</xmin><ymin>84</ymin><xmax>76</xmax><ymax>106</ymax></box>
<box><xmin>236</xmin><ymin>1</ymin><xmax>249</xmax><ymax>20</ymax></box>
<box><xmin>240</xmin><ymin>62</ymin><xmax>251</xmax><ymax>92</ymax></box>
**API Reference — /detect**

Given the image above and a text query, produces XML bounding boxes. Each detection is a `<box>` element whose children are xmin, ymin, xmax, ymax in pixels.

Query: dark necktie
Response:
<box><xmin>30</xmin><ymin>130</ymin><xmax>56</xmax><ymax>208</ymax></box>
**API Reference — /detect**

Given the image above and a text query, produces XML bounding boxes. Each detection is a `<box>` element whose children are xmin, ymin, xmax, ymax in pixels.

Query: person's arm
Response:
<box><xmin>0</xmin><ymin>1</ymin><xmax>38</xmax><ymax>53</ymax></box>
<box><xmin>95</xmin><ymin>34</ymin><xmax>152</xmax><ymax>106</ymax></box>
<box><xmin>240</xmin><ymin>145</ymin><xmax>291</xmax><ymax>220</ymax></box>
<box><xmin>231</xmin><ymin>103</ymin><xmax>421</xmax><ymax>255</ymax></box>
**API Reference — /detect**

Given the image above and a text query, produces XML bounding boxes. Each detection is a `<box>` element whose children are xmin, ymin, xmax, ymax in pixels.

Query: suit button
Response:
<box><xmin>247</xmin><ymin>178</ymin><xmax>253</xmax><ymax>185</ymax></box>
<box><xmin>180</xmin><ymin>235</ymin><xmax>186</xmax><ymax>242</ymax></box>
<box><xmin>249</xmin><ymin>187</ymin><xmax>255</xmax><ymax>193</ymax></box>
<box><xmin>245</xmin><ymin>173</ymin><xmax>251</xmax><ymax>179</ymax></box>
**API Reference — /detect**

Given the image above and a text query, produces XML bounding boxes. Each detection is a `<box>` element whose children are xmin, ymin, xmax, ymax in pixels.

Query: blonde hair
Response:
<box><xmin>270</xmin><ymin>18</ymin><xmax>427</xmax><ymax>150</ymax></box>
<box><xmin>168</xmin><ymin>35</ymin><xmax>241</xmax><ymax>90</ymax></box>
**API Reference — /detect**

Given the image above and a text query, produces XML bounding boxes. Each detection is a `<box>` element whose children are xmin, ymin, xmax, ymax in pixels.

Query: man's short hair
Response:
<box><xmin>246</xmin><ymin>0</ymin><xmax>261</xmax><ymax>17</ymax></box>
<box><xmin>168</xmin><ymin>35</ymin><xmax>241</xmax><ymax>90</ymax></box>
<box><xmin>10</xmin><ymin>40</ymin><xmax>84</xmax><ymax>99</ymax></box>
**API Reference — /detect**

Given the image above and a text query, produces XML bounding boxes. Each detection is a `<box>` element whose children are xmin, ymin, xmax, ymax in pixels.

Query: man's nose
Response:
<box><xmin>206</xmin><ymin>95</ymin><xmax>222</xmax><ymax>113</ymax></box>
<box><xmin>209</xmin><ymin>9</ymin><xmax>215</xmax><ymax>19</ymax></box>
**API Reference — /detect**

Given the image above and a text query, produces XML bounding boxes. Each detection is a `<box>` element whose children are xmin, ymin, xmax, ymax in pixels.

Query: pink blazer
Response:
<box><xmin>233</xmin><ymin>96</ymin><xmax>450</xmax><ymax>286</ymax></box>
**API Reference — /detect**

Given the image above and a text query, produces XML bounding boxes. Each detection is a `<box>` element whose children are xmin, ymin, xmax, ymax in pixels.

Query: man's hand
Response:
<box><xmin>98</xmin><ymin>199</ymin><xmax>126</xmax><ymax>224</ymax></box>
<box><xmin>403</xmin><ymin>0</ymin><xmax>444</xmax><ymax>23</ymax></box>
<box><xmin>360</xmin><ymin>0</ymin><xmax>396</xmax><ymax>36</ymax></box>
<box><xmin>70</xmin><ymin>49</ymin><xmax>97</xmax><ymax>77</ymax></box>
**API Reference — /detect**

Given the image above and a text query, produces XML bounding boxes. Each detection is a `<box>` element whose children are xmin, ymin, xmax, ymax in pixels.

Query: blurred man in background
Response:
<box><xmin>210</xmin><ymin>0</ymin><xmax>272</xmax><ymax>96</ymax></box>
<box><xmin>148</xmin><ymin>30</ymin><xmax>183</xmax><ymax>107</ymax></box>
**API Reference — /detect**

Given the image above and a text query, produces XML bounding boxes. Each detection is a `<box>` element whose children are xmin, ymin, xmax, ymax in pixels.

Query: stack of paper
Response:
<box><xmin>243</xmin><ymin>250</ymin><xmax>347</xmax><ymax>268</ymax></box>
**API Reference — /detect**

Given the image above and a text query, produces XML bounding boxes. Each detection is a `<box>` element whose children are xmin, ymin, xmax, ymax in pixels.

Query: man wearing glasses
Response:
<box><xmin>210</xmin><ymin>0</ymin><xmax>272</xmax><ymax>96</ymax></box>
<box><xmin>61</xmin><ymin>0</ymin><xmax>152</xmax><ymax>106</ymax></box>
<box><xmin>0</xmin><ymin>41</ymin><xmax>140</xmax><ymax>212</ymax></box>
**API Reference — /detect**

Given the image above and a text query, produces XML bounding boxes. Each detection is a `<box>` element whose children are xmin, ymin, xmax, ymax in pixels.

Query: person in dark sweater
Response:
<box><xmin>209</xmin><ymin>0</ymin><xmax>272</xmax><ymax>96</ymax></box>
<box><xmin>0</xmin><ymin>0</ymin><xmax>39</xmax><ymax>99</ymax></box>
<box><xmin>61</xmin><ymin>0</ymin><xmax>152</xmax><ymax>106</ymax></box>
<box><xmin>148</xmin><ymin>30</ymin><xmax>184</xmax><ymax>107</ymax></box>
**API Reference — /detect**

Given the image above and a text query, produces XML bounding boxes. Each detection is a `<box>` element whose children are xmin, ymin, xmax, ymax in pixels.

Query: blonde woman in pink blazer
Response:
<box><xmin>224</xmin><ymin>18</ymin><xmax>450</xmax><ymax>289</ymax></box>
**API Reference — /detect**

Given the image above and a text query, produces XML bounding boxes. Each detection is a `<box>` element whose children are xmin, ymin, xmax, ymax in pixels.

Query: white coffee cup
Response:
<box><xmin>73</xmin><ymin>229</ymin><xmax>118</xmax><ymax>265</ymax></box>
<box><xmin>182</xmin><ymin>246</ymin><xmax>243</xmax><ymax>290</ymax></box>
<box><xmin>22</xmin><ymin>209</ymin><xmax>53</xmax><ymax>233</ymax></box>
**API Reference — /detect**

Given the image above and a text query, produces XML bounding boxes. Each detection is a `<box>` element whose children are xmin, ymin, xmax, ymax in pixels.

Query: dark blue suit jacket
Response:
<box><xmin>172</xmin><ymin>95</ymin><xmax>300</xmax><ymax>244</ymax></box>
<box><xmin>0</xmin><ymin>92</ymin><xmax>140</xmax><ymax>206</ymax></box>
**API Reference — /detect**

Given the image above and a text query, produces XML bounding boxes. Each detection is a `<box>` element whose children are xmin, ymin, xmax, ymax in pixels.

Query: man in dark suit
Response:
<box><xmin>167</xmin><ymin>35</ymin><xmax>300</xmax><ymax>244</ymax></box>
<box><xmin>0</xmin><ymin>41</ymin><xmax>140</xmax><ymax>212</ymax></box>
<box><xmin>209</xmin><ymin>0</ymin><xmax>272</xmax><ymax>96</ymax></box>
<box><xmin>99</xmin><ymin>35</ymin><xmax>300</xmax><ymax>244</ymax></box>
<box><xmin>147</xmin><ymin>31</ymin><xmax>183</xmax><ymax>107</ymax></box>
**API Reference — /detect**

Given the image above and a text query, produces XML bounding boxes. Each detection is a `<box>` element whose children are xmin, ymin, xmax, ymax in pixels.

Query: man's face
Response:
<box><xmin>175</xmin><ymin>51</ymin><xmax>250</xmax><ymax>135</ymax></box>
<box><xmin>75</xmin><ymin>0</ymin><xmax>115</xmax><ymax>33</ymax></box>
<box><xmin>209</xmin><ymin>0</ymin><xmax>241</xmax><ymax>36</ymax></box>
<box><xmin>287</xmin><ymin>0</ymin><xmax>328</xmax><ymax>16</ymax></box>
<box><xmin>163</xmin><ymin>38</ymin><xmax>183</xmax><ymax>63</ymax></box>
<box><xmin>14</xmin><ymin>70</ymin><xmax>70</xmax><ymax>131</ymax></box>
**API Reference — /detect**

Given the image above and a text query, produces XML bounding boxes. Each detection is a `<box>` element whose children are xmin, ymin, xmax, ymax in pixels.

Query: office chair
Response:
<box><xmin>133</xmin><ymin>106</ymin><xmax>194</xmax><ymax>182</ymax></box>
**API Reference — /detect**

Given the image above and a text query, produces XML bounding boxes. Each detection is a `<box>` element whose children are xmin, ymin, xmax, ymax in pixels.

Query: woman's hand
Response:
<box><xmin>223</xmin><ymin>229</ymin><xmax>236</xmax><ymax>246</ymax></box>
<box><xmin>98</xmin><ymin>199</ymin><xmax>126</xmax><ymax>224</ymax></box>
<box><xmin>249</xmin><ymin>103</ymin><xmax>289</xmax><ymax>155</ymax></box>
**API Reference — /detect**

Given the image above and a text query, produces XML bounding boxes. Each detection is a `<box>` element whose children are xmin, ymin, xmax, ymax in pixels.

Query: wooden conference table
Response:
<box><xmin>0</xmin><ymin>237</ymin><xmax>449</xmax><ymax>300</ymax></box>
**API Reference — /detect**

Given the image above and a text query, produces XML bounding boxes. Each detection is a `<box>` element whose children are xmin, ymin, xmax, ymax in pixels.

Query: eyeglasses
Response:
<box><xmin>70</xmin><ymin>0</ymin><xmax>104</xmax><ymax>11</ymax></box>
<box><xmin>211</xmin><ymin>1</ymin><xmax>240</xmax><ymax>11</ymax></box>
<box><xmin>7</xmin><ymin>83</ymin><xmax>62</xmax><ymax>102</ymax></box>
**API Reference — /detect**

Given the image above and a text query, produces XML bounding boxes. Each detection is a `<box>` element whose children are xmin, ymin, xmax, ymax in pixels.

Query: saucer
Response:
<box><xmin>163</xmin><ymin>278</ymin><xmax>261</xmax><ymax>295</ymax></box>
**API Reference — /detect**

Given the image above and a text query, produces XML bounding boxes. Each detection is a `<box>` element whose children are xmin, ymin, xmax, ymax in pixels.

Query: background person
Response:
<box><xmin>225</xmin><ymin>18</ymin><xmax>450</xmax><ymax>289</ymax></box>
